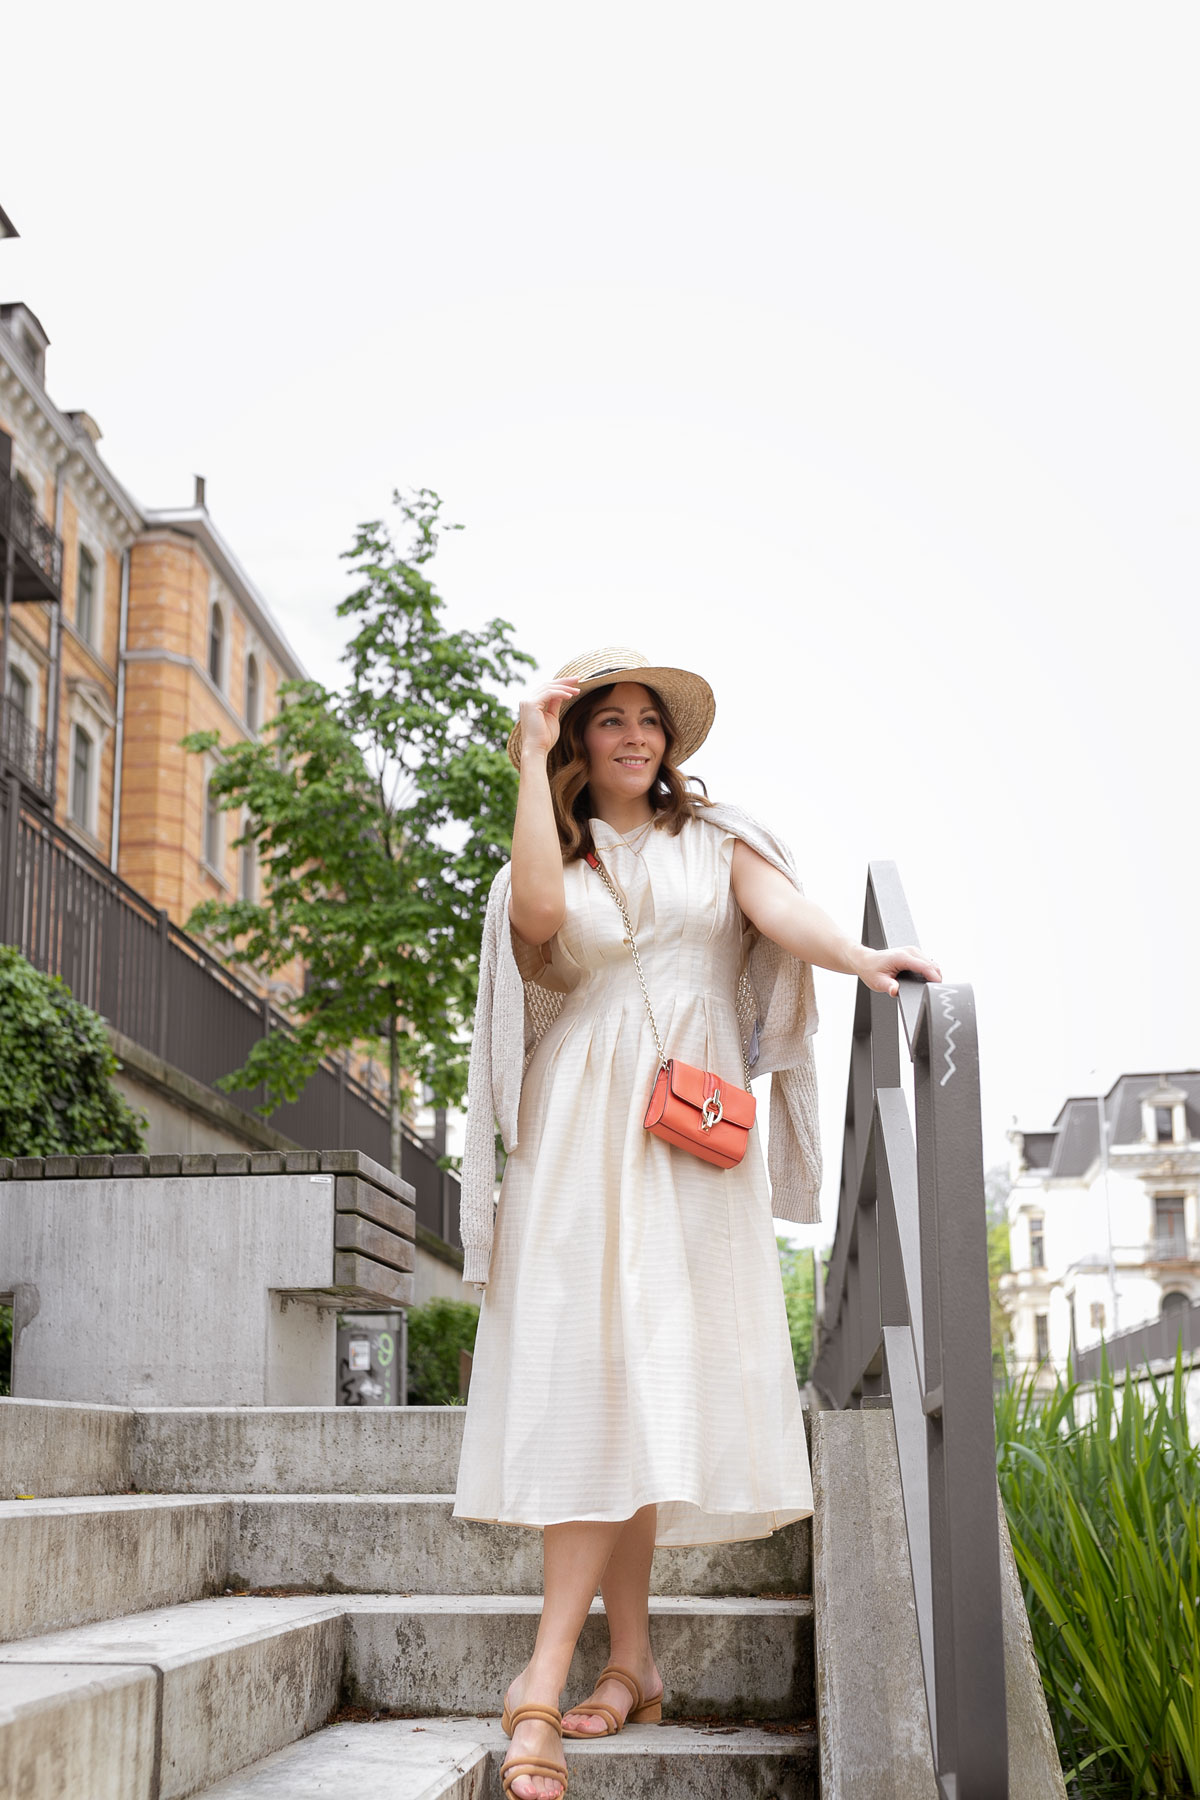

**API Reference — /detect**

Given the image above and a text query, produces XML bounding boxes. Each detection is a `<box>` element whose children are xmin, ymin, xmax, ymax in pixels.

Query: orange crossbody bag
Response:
<box><xmin>585</xmin><ymin>849</ymin><xmax>756</xmax><ymax>1169</ymax></box>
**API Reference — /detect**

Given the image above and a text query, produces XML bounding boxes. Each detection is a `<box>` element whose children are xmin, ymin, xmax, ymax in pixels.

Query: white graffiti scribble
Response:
<box><xmin>938</xmin><ymin>986</ymin><xmax>962</xmax><ymax>1087</ymax></box>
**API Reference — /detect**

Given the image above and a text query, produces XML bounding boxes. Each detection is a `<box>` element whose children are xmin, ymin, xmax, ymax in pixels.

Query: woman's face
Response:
<box><xmin>581</xmin><ymin>682</ymin><xmax>667</xmax><ymax>806</ymax></box>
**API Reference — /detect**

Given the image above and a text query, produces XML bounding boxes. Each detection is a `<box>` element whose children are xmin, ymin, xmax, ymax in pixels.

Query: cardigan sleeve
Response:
<box><xmin>459</xmin><ymin>875</ymin><xmax>505</xmax><ymax>1287</ymax></box>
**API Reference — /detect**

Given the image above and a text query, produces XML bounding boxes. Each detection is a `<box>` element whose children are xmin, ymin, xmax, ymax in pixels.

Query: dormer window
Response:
<box><xmin>1140</xmin><ymin>1082</ymin><xmax>1187</xmax><ymax>1148</ymax></box>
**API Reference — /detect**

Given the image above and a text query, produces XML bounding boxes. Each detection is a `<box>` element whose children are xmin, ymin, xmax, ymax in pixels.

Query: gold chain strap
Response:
<box><xmin>587</xmin><ymin>850</ymin><xmax>754</xmax><ymax>1087</ymax></box>
<box><xmin>588</xmin><ymin>852</ymin><xmax>670</xmax><ymax>1070</ymax></box>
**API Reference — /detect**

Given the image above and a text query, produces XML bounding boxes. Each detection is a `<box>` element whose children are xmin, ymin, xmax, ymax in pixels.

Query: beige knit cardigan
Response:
<box><xmin>459</xmin><ymin>802</ymin><xmax>823</xmax><ymax>1287</ymax></box>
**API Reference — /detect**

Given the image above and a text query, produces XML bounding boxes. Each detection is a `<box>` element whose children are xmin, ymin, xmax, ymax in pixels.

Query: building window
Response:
<box><xmin>1155</xmin><ymin>1106</ymin><xmax>1175</xmax><ymax>1144</ymax></box>
<box><xmin>239</xmin><ymin>822</ymin><xmax>256</xmax><ymax>901</ymax></box>
<box><xmin>3</xmin><ymin>667</ymin><xmax>31</xmax><ymax>772</ymax></box>
<box><xmin>76</xmin><ymin>546</ymin><xmax>96</xmax><ymax>643</ymax></box>
<box><xmin>6</xmin><ymin>664</ymin><xmax>30</xmax><ymax>718</ymax></box>
<box><xmin>69</xmin><ymin>726</ymin><xmax>93</xmax><ymax>829</ymax></box>
<box><xmin>1161</xmin><ymin>1290</ymin><xmax>1189</xmax><ymax>1315</ymax></box>
<box><xmin>203</xmin><ymin>778</ymin><xmax>222</xmax><ymax>870</ymax></box>
<box><xmin>1029</xmin><ymin>1215</ymin><xmax>1045</xmax><ymax>1270</ymax></box>
<box><xmin>1155</xmin><ymin>1195</ymin><xmax>1187</xmax><ymax>1261</ymax></box>
<box><xmin>208</xmin><ymin>604</ymin><xmax>224</xmax><ymax>687</ymax></box>
<box><xmin>1089</xmin><ymin>1301</ymin><xmax>1106</xmax><ymax>1332</ymax></box>
<box><xmin>1035</xmin><ymin>1313</ymin><xmax>1050</xmax><ymax>1362</ymax></box>
<box><xmin>244</xmin><ymin>655</ymin><xmax>259</xmax><ymax>732</ymax></box>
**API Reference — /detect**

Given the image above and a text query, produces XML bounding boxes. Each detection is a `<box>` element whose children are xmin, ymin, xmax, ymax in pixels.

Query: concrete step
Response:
<box><xmin>345</xmin><ymin>1593</ymin><xmax>813</xmax><ymax>1721</ymax></box>
<box><xmin>0</xmin><ymin>1491</ymin><xmax>811</xmax><ymax>1643</ymax></box>
<box><xmin>194</xmin><ymin>1716</ymin><xmax>819</xmax><ymax>1799</ymax></box>
<box><xmin>228</xmin><ymin>1495</ymin><xmax>811</xmax><ymax>1599</ymax></box>
<box><xmin>0</xmin><ymin>1596</ymin><xmax>344</xmax><ymax>1800</ymax></box>
<box><xmin>0</xmin><ymin>1660</ymin><xmax>158</xmax><ymax>1800</ymax></box>
<box><xmin>0</xmin><ymin>1493</ymin><xmax>228</xmax><ymax>1641</ymax></box>
<box><xmin>0</xmin><ymin>1398</ymin><xmax>467</xmax><ymax>1499</ymax></box>
<box><xmin>0</xmin><ymin>1592</ymin><xmax>813</xmax><ymax>1798</ymax></box>
<box><xmin>4</xmin><ymin>1397</ymin><xmax>816</xmax><ymax>1505</ymax></box>
<box><xmin>134</xmin><ymin>1404</ymin><xmax>466</xmax><ymax>1496</ymax></box>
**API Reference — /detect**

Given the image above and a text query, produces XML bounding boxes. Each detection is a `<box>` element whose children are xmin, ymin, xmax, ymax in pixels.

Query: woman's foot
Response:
<box><xmin>561</xmin><ymin>1656</ymin><xmax>663</xmax><ymax>1736</ymax></box>
<box><xmin>502</xmin><ymin>1669</ymin><xmax>568</xmax><ymax>1800</ymax></box>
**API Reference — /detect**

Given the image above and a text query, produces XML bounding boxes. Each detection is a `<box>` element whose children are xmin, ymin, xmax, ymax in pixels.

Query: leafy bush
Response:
<box><xmin>776</xmin><ymin>1236</ymin><xmax>814</xmax><ymax>1385</ymax></box>
<box><xmin>996</xmin><ymin>1353</ymin><xmax>1200</xmax><ymax>1797</ymax></box>
<box><xmin>406</xmin><ymin>1297</ymin><xmax>480</xmax><ymax>1405</ymax></box>
<box><xmin>0</xmin><ymin>947</ymin><xmax>146</xmax><ymax>1157</ymax></box>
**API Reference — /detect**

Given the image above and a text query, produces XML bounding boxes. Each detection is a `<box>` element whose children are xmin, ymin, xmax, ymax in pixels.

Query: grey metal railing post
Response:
<box><xmin>3</xmin><ymin>772</ymin><xmax>20</xmax><ymax>944</ymax></box>
<box><xmin>259</xmin><ymin>992</ymin><xmax>272</xmax><ymax>1113</ymax></box>
<box><xmin>156</xmin><ymin>907</ymin><xmax>170</xmax><ymax>1057</ymax></box>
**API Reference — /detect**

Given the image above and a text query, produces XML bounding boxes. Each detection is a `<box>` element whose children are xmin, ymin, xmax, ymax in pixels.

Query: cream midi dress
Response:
<box><xmin>452</xmin><ymin>813</ymin><xmax>814</xmax><ymax>1547</ymax></box>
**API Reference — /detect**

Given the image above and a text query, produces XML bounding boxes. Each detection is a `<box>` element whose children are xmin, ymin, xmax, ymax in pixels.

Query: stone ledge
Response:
<box><xmin>0</xmin><ymin>1147</ymin><xmax>414</xmax><ymax>1209</ymax></box>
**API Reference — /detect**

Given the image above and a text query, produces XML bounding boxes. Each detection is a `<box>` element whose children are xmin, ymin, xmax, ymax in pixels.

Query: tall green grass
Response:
<box><xmin>995</xmin><ymin>1352</ymin><xmax>1200</xmax><ymax>1797</ymax></box>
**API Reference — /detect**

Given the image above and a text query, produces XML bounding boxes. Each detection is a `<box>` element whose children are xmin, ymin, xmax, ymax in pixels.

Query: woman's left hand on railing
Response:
<box><xmin>851</xmin><ymin>945</ymin><xmax>942</xmax><ymax>997</ymax></box>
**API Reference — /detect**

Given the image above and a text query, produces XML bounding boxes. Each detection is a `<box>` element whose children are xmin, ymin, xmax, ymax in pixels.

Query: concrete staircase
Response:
<box><xmin>0</xmin><ymin>1399</ymin><xmax>817</xmax><ymax>1797</ymax></box>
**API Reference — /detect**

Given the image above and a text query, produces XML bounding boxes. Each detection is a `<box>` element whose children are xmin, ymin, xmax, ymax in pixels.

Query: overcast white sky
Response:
<box><xmin>6</xmin><ymin>5</ymin><xmax>1198</xmax><ymax>1243</ymax></box>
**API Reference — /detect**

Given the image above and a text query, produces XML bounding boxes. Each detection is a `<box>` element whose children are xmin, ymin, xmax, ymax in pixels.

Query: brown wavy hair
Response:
<box><xmin>547</xmin><ymin>682</ymin><xmax>712</xmax><ymax>862</ymax></box>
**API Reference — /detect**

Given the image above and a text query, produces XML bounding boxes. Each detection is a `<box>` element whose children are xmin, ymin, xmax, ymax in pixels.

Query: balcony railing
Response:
<box><xmin>0</xmin><ymin>774</ymin><xmax>461</xmax><ymax>1251</ymax></box>
<box><xmin>1073</xmin><ymin>1297</ymin><xmax>1200</xmax><ymax>1383</ymax></box>
<box><xmin>0</xmin><ymin>466</ymin><xmax>64</xmax><ymax>604</ymax></box>
<box><xmin>0</xmin><ymin>697</ymin><xmax>52</xmax><ymax>802</ymax></box>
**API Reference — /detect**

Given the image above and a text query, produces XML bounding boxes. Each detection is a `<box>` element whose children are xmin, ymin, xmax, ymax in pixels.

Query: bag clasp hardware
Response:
<box><xmin>700</xmin><ymin>1086</ymin><xmax>723</xmax><ymax>1131</ymax></box>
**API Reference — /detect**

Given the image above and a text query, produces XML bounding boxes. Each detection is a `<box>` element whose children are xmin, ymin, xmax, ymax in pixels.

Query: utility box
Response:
<box><xmin>337</xmin><ymin>1312</ymin><xmax>405</xmax><ymax>1406</ymax></box>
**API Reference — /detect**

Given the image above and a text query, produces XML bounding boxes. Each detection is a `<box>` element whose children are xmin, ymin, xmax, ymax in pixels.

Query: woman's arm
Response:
<box><xmin>731</xmin><ymin>840</ymin><xmax>941</xmax><ymax>996</ymax></box>
<box><xmin>508</xmin><ymin>679</ymin><xmax>580</xmax><ymax>947</ymax></box>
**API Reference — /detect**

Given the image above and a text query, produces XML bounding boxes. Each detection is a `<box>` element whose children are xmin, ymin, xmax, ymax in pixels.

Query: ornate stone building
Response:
<box><xmin>0</xmin><ymin>302</ymin><xmax>304</xmax><ymax>934</ymax></box>
<box><xmin>1001</xmin><ymin>1071</ymin><xmax>1200</xmax><ymax>1376</ymax></box>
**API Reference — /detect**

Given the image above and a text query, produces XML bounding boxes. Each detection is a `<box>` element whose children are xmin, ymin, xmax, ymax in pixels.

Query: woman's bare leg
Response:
<box><xmin>504</xmin><ymin>1517</ymin><xmax>626</xmax><ymax>1800</ymax></box>
<box><xmin>561</xmin><ymin>1503</ymin><xmax>662</xmax><ymax>1736</ymax></box>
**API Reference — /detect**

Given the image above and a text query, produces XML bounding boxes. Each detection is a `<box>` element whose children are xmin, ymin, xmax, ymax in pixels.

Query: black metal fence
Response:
<box><xmin>0</xmin><ymin>774</ymin><xmax>460</xmax><ymax>1249</ymax></box>
<box><xmin>1072</xmin><ymin>1298</ymin><xmax>1200</xmax><ymax>1384</ymax></box>
<box><xmin>811</xmin><ymin>861</ymin><xmax>1006</xmax><ymax>1799</ymax></box>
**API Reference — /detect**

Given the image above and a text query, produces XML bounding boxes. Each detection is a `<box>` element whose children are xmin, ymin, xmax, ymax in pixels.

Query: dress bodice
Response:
<box><xmin>543</xmin><ymin>816</ymin><xmax>749</xmax><ymax>1010</ymax></box>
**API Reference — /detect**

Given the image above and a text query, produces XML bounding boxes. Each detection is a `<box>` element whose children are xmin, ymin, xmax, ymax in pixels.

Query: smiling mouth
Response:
<box><xmin>616</xmin><ymin>757</ymin><xmax>649</xmax><ymax>767</ymax></box>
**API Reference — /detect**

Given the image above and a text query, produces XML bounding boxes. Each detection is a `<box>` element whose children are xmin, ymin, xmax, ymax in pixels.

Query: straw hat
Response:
<box><xmin>507</xmin><ymin>646</ymin><xmax>716</xmax><ymax>769</ymax></box>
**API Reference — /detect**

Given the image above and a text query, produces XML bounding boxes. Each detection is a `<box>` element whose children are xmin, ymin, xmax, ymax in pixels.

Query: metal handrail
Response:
<box><xmin>1072</xmin><ymin>1298</ymin><xmax>1200</xmax><ymax>1383</ymax></box>
<box><xmin>811</xmin><ymin>861</ymin><xmax>1007</xmax><ymax>1799</ymax></box>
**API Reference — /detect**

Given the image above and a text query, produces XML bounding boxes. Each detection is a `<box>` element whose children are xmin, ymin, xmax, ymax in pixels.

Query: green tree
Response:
<box><xmin>0</xmin><ymin>946</ymin><xmax>146</xmax><ymax>1159</ymax></box>
<box><xmin>776</xmin><ymin>1235</ymin><xmax>815</xmax><ymax>1385</ymax></box>
<box><xmin>406</xmin><ymin>1296</ymin><xmax>481</xmax><ymax>1404</ymax></box>
<box><xmin>182</xmin><ymin>489</ymin><xmax>534</xmax><ymax>1173</ymax></box>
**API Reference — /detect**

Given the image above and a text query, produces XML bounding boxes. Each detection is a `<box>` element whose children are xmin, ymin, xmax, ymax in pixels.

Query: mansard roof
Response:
<box><xmin>1021</xmin><ymin>1071</ymin><xmax>1200</xmax><ymax>1179</ymax></box>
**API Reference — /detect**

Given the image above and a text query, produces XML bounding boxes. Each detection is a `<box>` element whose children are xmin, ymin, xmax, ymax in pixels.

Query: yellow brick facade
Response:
<box><xmin>0</xmin><ymin>309</ymin><xmax>306</xmax><ymax>1003</ymax></box>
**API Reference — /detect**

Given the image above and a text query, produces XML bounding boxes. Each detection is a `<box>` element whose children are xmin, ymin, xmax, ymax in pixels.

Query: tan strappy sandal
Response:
<box><xmin>499</xmin><ymin>1700</ymin><xmax>569</xmax><ymax>1800</ymax></box>
<box><xmin>561</xmin><ymin>1662</ymin><xmax>663</xmax><ymax>1738</ymax></box>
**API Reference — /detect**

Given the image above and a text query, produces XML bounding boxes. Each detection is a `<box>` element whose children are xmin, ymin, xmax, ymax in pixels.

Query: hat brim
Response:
<box><xmin>507</xmin><ymin>664</ymin><xmax>715</xmax><ymax>770</ymax></box>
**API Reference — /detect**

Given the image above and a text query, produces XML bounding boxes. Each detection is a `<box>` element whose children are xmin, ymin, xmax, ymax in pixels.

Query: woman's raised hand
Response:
<box><xmin>518</xmin><ymin>678</ymin><xmax>581</xmax><ymax>761</ymax></box>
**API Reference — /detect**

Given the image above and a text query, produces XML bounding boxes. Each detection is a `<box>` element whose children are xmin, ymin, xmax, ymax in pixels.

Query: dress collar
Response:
<box><xmin>589</xmin><ymin>815</ymin><xmax>656</xmax><ymax>850</ymax></box>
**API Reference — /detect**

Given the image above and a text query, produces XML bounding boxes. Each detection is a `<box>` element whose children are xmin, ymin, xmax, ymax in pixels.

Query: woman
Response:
<box><xmin>453</xmin><ymin>647</ymin><xmax>941</xmax><ymax>1800</ymax></box>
